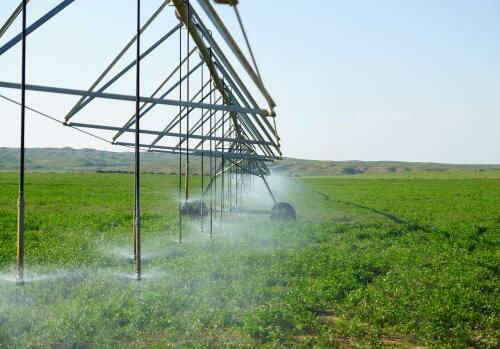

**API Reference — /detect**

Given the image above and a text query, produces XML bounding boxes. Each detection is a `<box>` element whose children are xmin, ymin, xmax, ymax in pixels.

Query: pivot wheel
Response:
<box><xmin>181</xmin><ymin>201</ymin><xmax>209</xmax><ymax>217</ymax></box>
<box><xmin>270</xmin><ymin>202</ymin><xmax>296</xmax><ymax>221</ymax></box>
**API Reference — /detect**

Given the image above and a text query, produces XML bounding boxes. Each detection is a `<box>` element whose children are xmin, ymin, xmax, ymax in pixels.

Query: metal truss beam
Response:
<box><xmin>151</xmin><ymin>90</ymin><xmax>220</xmax><ymax>149</ymax></box>
<box><xmin>113</xmin><ymin>59</ymin><xmax>204</xmax><ymax>142</ymax></box>
<box><xmin>225</xmin><ymin>158</ymin><xmax>262</xmax><ymax>177</ymax></box>
<box><xmin>64</xmin><ymin>0</ymin><xmax>170</xmax><ymax>120</ymax></box>
<box><xmin>197</xmin><ymin>0</ymin><xmax>276</xmax><ymax>109</ymax></box>
<box><xmin>173</xmin><ymin>92</ymin><xmax>220</xmax><ymax>148</ymax></box>
<box><xmin>0</xmin><ymin>0</ymin><xmax>75</xmax><ymax>56</ymax></box>
<box><xmin>214</xmin><ymin>60</ymin><xmax>280</xmax><ymax>149</ymax></box>
<box><xmin>66</xmin><ymin>23</ymin><xmax>183</xmax><ymax>120</ymax></box>
<box><xmin>191</xmin><ymin>3</ymin><xmax>279</xmax><ymax>144</ymax></box>
<box><xmin>0</xmin><ymin>0</ymin><xmax>31</xmax><ymax>39</ymax></box>
<box><xmin>172</xmin><ymin>0</ymin><xmax>249</xmax><ymax>142</ymax></box>
<box><xmin>191</xmin><ymin>12</ymin><xmax>280</xmax><ymax>154</ymax></box>
<box><xmin>113</xmin><ymin>47</ymin><xmax>198</xmax><ymax>142</ymax></box>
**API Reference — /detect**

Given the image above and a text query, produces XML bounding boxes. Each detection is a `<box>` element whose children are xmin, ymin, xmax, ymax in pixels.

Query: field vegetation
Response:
<box><xmin>0</xmin><ymin>171</ymin><xmax>498</xmax><ymax>348</ymax></box>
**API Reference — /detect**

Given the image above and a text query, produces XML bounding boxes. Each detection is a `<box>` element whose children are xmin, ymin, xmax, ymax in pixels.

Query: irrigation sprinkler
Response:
<box><xmin>0</xmin><ymin>0</ymin><xmax>296</xmax><ymax>282</ymax></box>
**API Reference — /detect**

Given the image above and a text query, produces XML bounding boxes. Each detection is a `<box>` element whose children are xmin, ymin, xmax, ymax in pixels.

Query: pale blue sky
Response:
<box><xmin>0</xmin><ymin>0</ymin><xmax>499</xmax><ymax>163</ymax></box>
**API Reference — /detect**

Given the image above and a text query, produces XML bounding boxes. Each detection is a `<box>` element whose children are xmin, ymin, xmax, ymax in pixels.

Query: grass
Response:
<box><xmin>0</xmin><ymin>172</ymin><xmax>499</xmax><ymax>348</ymax></box>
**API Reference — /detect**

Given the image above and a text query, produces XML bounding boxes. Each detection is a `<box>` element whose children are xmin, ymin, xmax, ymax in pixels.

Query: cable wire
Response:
<box><xmin>0</xmin><ymin>93</ymin><xmax>114</xmax><ymax>145</ymax></box>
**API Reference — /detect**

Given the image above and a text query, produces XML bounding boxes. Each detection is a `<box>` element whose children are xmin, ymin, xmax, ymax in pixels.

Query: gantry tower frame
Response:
<box><xmin>0</xmin><ymin>0</ymin><xmax>283</xmax><ymax>282</ymax></box>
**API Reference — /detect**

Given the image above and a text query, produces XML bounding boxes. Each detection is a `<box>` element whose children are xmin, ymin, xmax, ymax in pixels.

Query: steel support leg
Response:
<box><xmin>184</xmin><ymin>1</ymin><xmax>190</xmax><ymax>203</ymax></box>
<box><xmin>134</xmin><ymin>0</ymin><xmax>141</xmax><ymax>281</ymax></box>
<box><xmin>178</xmin><ymin>25</ymin><xmax>183</xmax><ymax>244</ymax></box>
<box><xmin>16</xmin><ymin>0</ymin><xmax>27</xmax><ymax>285</ymax></box>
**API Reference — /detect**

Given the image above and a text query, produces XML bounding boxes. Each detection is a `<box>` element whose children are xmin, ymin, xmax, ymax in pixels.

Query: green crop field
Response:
<box><xmin>0</xmin><ymin>172</ymin><xmax>499</xmax><ymax>348</ymax></box>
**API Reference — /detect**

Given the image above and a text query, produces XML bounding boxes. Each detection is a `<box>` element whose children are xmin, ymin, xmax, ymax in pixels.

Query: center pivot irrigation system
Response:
<box><xmin>0</xmin><ymin>0</ymin><xmax>296</xmax><ymax>282</ymax></box>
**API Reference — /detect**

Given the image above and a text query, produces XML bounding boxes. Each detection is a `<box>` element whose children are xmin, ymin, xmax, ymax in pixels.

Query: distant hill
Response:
<box><xmin>0</xmin><ymin>147</ymin><xmax>182</xmax><ymax>174</ymax></box>
<box><xmin>0</xmin><ymin>147</ymin><xmax>499</xmax><ymax>177</ymax></box>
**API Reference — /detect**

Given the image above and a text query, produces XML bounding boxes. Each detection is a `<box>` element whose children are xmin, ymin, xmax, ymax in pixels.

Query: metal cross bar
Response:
<box><xmin>147</xmin><ymin>81</ymin><xmax>215</xmax><ymax>148</ymax></box>
<box><xmin>172</xmin><ymin>0</ymin><xmax>258</xmax><ymax>141</ymax></box>
<box><xmin>113</xmin><ymin>59</ymin><xmax>204</xmax><ymax>141</ymax></box>
<box><xmin>67</xmin><ymin>122</ymin><xmax>274</xmax><ymax>146</ymax></box>
<box><xmin>213</xmin><ymin>58</ymin><xmax>278</xmax><ymax>138</ymax></box>
<box><xmin>112</xmin><ymin>47</ymin><xmax>198</xmax><ymax>142</ymax></box>
<box><xmin>175</xmin><ymin>93</ymin><xmax>234</xmax><ymax>149</ymax></box>
<box><xmin>186</xmin><ymin>18</ymin><xmax>278</xmax><ymax>158</ymax></box>
<box><xmin>190</xmin><ymin>9</ymin><xmax>263</xmax><ymax>151</ymax></box>
<box><xmin>173</xmin><ymin>103</ymin><xmax>217</xmax><ymax>149</ymax></box>
<box><xmin>220</xmin><ymin>85</ymin><xmax>278</xmax><ymax>157</ymax></box>
<box><xmin>191</xmin><ymin>100</ymin><xmax>251</xmax><ymax>153</ymax></box>
<box><xmin>205</xmin><ymin>52</ymin><xmax>279</xmax><ymax>158</ymax></box>
<box><xmin>217</xmin><ymin>159</ymin><xmax>243</xmax><ymax>178</ymax></box>
<box><xmin>195</xmin><ymin>151</ymin><xmax>264</xmax><ymax>162</ymax></box>
<box><xmin>214</xmin><ymin>119</ymin><xmax>238</xmax><ymax>149</ymax></box>
<box><xmin>209</xmin><ymin>118</ymin><xmax>255</xmax><ymax>156</ymax></box>
<box><xmin>113</xmin><ymin>48</ymin><xmax>196</xmax><ymax>141</ymax></box>
<box><xmin>214</xmin><ymin>126</ymin><xmax>253</xmax><ymax>155</ymax></box>
<box><xmin>225</xmin><ymin>158</ymin><xmax>263</xmax><ymax>177</ymax></box>
<box><xmin>197</xmin><ymin>110</ymin><xmax>236</xmax><ymax>151</ymax></box>
<box><xmin>191</xmin><ymin>101</ymin><xmax>229</xmax><ymax>150</ymax></box>
<box><xmin>212</xmin><ymin>103</ymin><xmax>274</xmax><ymax>157</ymax></box>
<box><xmin>191</xmin><ymin>11</ymin><xmax>280</xmax><ymax>147</ymax></box>
<box><xmin>0</xmin><ymin>81</ymin><xmax>271</xmax><ymax>115</ymax></box>
<box><xmin>202</xmin><ymin>156</ymin><xmax>271</xmax><ymax>197</ymax></box>
<box><xmin>213</xmin><ymin>58</ymin><xmax>280</xmax><ymax>151</ymax></box>
<box><xmin>206</xmin><ymin>102</ymin><xmax>273</xmax><ymax>158</ymax></box>
<box><xmin>114</xmin><ymin>142</ymin><xmax>277</xmax><ymax>161</ymax></box>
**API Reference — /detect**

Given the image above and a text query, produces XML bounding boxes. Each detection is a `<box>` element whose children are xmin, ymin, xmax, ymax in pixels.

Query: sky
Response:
<box><xmin>0</xmin><ymin>0</ymin><xmax>499</xmax><ymax>164</ymax></box>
